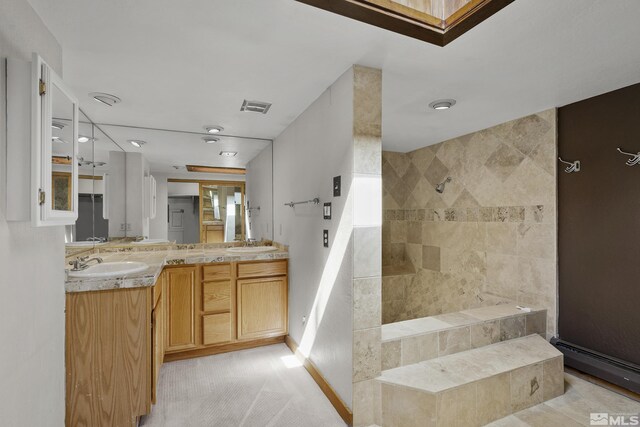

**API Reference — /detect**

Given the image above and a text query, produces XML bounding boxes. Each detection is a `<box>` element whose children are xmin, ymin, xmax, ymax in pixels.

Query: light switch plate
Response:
<box><xmin>323</xmin><ymin>230</ymin><xmax>329</xmax><ymax>247</ymax></box>
<box><xmin>323</xmin><ymin>203</ymin><xmax>332</xmax><ymax>220</ymax></box>
<box><xmin>333</xmin><ymin>176</ymin><xmax>341</xmax><ymax>197</ymax></box>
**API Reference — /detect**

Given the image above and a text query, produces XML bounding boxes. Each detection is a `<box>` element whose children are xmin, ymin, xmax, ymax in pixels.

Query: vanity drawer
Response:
<box><xmin>202</xmin><ymin>263</ymin><xmax>231</xmax><ymax>281</ymax></box>
<box><xmin>202</xmin><ymin>281</ymin><xmax>231</xmax><ymax>312</ymax></box>
<box><xmin>237</xmin><ymin>260</ymin><xmax>287</xmax><ymax>278</ymax></box>
<box><xmin>203</xmin><ymin>313</ymin><xmax>231</xmax><ymax>345</ymax></box>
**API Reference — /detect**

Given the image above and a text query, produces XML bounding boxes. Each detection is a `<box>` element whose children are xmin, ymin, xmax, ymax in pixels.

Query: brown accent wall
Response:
<box><xmin>382</xmin><ymin>110</ymin><xmax>558</xmax><ymax>337</ymax></box>
<box><xmin>558</xmin><ymin>83</ymin><xmax>640</xmax><ymax>366</ymax></box>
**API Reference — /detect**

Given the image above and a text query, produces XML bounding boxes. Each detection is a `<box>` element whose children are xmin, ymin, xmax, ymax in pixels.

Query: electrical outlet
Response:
<box><xmin>126</xmin><ymin>223</ymin><xmax>132</xmax><ymax>231</ymax></box>
<box><xmin>120</xmin><ymin>223</ymin><xmax>125</xmax><ymax>231</ymax></box>
<box><xmin>323</xmin><ymin>229</ymin><xmax>329</xmax><ymax>247</ymax></box>
<box><xmin>333</xmin><ymin>176</ymin><xmax>341</xmax><ymax>197</ymax></box>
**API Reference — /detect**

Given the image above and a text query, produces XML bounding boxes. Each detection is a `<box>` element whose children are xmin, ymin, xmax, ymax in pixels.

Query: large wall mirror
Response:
<box><xmin>65</xmin><ymin>110</ymin><xmax>126</xmax><ymax>250</ymax></box>
<box><xmin>91</xmin><ymin>123</ymin><xmax>274</xmax><ymax>246</ymax></box>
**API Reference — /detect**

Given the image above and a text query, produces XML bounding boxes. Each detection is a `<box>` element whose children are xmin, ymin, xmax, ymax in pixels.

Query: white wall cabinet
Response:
<box><xmin>7</xmin><ymin>53</ymin><xmax>79</xmax><ymax>226</ymax></box>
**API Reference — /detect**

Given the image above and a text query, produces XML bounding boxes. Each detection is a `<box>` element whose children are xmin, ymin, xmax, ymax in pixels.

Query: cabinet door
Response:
<box><xmin>237</xmin><ymin>276</ymin><xmax>287</xmax><ymax>340</ymax></box>
<box><xmin>165</xmin><ymin>267</ymin><xmax>197</xmax><ymax>351</ymax></box>
<box><xmin>151</xmin><ymin>294</ymin><xmax>163</xmax><ymax>404</ymax></box>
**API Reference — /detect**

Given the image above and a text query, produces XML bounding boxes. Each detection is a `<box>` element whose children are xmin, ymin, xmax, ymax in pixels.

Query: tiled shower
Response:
<box><xmin>381</xmin><ymin>109</ymin><xmax>558</xmax><ymax>338</ymax></box>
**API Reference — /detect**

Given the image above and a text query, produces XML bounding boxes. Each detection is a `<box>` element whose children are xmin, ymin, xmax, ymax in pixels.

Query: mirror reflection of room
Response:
<box><xmin>165</xmin><ymin>181</ymin><xmax>246</xmax><ymax>244</ymax></box>
<box><xmin>66</xmin><ymin>110</ymin><xmax>127</xmax><ymax>246</ymax></box>
<box><xmin>51</xmin><ymin>83</ymin><xmax>75</xmax><ymax>212</ymax></box>
<box><xmin>200</xmin><ymin>183</ymin><xmax>244</xmax><ymax>243</ymax></box>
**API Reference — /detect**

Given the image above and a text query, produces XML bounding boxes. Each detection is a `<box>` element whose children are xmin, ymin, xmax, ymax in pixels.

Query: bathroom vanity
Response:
<box><xmin>64</xmin><ymin>247</ymin><xmax>288</xmax><ymax>427</ymax></box>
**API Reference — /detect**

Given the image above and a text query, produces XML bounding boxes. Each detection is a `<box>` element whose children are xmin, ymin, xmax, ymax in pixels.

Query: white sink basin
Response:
<box><xmin>68</xmin><ymin>262</ymin><xmax>149</xmax><ymax>278</ymax></box>
<box><xmin>132</xmin><ymin>239</ymin><xmax>170</xmax><ymax>245</ymax></box>
<box><xmin>226</xmin><ymin>246</ymin><xmax>279</xmax><ymax>254</ymax></box>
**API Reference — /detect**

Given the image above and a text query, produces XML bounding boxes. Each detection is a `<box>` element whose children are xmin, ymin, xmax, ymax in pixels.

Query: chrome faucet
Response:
<box><xmin>69</xmin><ymin>256</ymin><xmax>104</xmax><ymax>271</ymax></box>
<box><xmin>244</xmin><ymin>238</ymin><xmax>257</xmax><ymax>247</ymax></box>
<box><xmin>86</xmin><ymin>236</ymin><xmax>106</xmax><ymax>242</ymax></box>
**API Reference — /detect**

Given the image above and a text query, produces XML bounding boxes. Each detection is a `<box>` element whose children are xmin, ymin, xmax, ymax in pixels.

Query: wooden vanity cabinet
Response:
<box><xmin>164</xmin><ymin>266</ymin><xmax>197</xmax><ymax>352</ymax></box>
<box><xmin>237</xmin><ymin>261</ymin><xmax>288</xmax><ymax>340</ymax></box>
<box><xmin>201</xmin><ymin>263</ymin><xmax>235</xmax><ymax>345</ymax></box>
<box><xmin>163</xmin><ymin>259</ymin><xmax>288</xmax><ymax>361</ymax></box>
<box><xmin>65</xmin><ymin>287</ymin><xmax>151</xmax><ymax>427</ymax></box>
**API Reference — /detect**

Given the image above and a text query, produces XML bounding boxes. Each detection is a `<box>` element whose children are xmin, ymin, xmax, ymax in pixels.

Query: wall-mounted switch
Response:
<box><xmin>333</xmin><ymin>176</ymin><xmax>341</xmax><ymax>197</ymax></box>
<box><xmin>323</xmin><ymin>203</ymin><xmax>332</xmax><ymax>220</ymax></box>
<box><xmin>323</xmin><ymin>229</ymin><xmax>329</xmax><ymax>247</ymax></box>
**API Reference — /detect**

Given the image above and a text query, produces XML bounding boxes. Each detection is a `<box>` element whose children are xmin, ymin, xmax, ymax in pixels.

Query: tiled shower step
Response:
<box><xmin>382</xmin><ymin>304</ymin><xmax>547</xmax><ymax>369</ymax></box>
<box><xmin>376</xmin><ymin>334</ymin><xmax>564</xmax><ymax>427</ymax></box>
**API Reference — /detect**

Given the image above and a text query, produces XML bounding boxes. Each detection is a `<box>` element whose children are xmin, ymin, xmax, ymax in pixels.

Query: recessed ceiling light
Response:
<box><xmin>78</xmin><ymin>135</ymin><xmax>98</xmax><ymax>143</ymax></box>
<box><xmin>89</xmin><ymin>92</ymin><xmax>121</xmax><ymax>107</ymax></box>
<box><xmin>219</xmin><ymin>151</ymin><xmax>237</xmax><ymax>157</ymax></box>
<box><xmin>128</xmin><ymin>139</ymin><xmax>146</xmax><ymax>148</ymax></box>
<box><xmin>205</xmin><ymin>126</ymin><xmax>224</xmax><ymax>134</ymax></box>
<box><xmin>429</xmin><ymin>99</ymin><xmax>456</xmax><ymax>110</ymax></box>
<box><xmin>202</xmin><ymin>136</ymin><xmax>220</xmax><ymax>144</ymax></box>
<box><xmin>52</xmin><ymin>121</ymin><xmax>65</xmax><ymax>130</ymax></box>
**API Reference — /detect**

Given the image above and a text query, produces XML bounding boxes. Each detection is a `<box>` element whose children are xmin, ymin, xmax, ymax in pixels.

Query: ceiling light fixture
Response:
<box><xmin>205</xmin><ymin>126</ymin><xmax>224</xmax><ymax>134</ymax></box>
<box><xmin>219</xmin><ymin>151</ymin><xmax>237</xmax><ymax>157</ymax></box>
<box><xmin>429</xmin><ymin>99</ymin><xmax>456</xmax><ymax>110</ymax></box>
<box><xmin>89</xmin><ymin>92</ymin><xmax>122</xmax><ymax>107</ymax></box>
<box><xmin>52</xmin><ymin>121</ymin><xmax>65</xmax><ymax>130</ymax></box>
<box><xmin>128</xmin><ymin>139</ymin><xmax>146</xmax><ymax>148</ymax></box>
<box><xmin>78</xmin><ymin>135</ymin><xmax>98</xmax><ymax>143</ymax></box>
<box><xmin>202</xmin><ymin>136</ymin><xmax>220</xmax><ymax>144</ymax></box>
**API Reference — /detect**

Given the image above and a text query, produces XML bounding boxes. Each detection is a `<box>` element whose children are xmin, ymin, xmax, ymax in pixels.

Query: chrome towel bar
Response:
<box><xmin>285</xmin><ymin>198</ymin><xmax>320</xmax><ymax>208</ymax></box>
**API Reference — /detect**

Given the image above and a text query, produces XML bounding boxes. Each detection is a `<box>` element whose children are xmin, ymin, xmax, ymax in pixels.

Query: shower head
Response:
<box><xmin>435</xmin><ymin>177</ymin><xmax>452</xmax><ymax>194</ymax></box>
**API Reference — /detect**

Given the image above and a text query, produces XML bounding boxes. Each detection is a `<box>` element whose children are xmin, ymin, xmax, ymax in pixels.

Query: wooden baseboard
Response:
<box><xmin>164</xmin><ymin>336</ymin><xmax>285</xmax><ymax>363</ymax></box>
<box><xmin>284</xmin><ymin>335</ymin><xmax>353</xmax><ymax>426</ymax></box>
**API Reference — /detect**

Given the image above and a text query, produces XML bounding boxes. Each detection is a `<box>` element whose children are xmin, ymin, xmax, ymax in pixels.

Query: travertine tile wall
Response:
<box><xmin>352</xmin><ymin>66</ymin><xmax>383</xmax><ymax>427</ymax></box>
<box><xmin>382</xmin><ymin>110</ymin><xmax>557</xmax><ymax>337</ymax></box>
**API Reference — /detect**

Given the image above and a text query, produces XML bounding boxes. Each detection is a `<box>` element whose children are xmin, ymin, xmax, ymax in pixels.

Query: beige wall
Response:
<box><xmin>274</xmin><ymin>66</ymin><xmax>355</xmax><ymax>409</ymax></box>
<box><xmin>382</xmin><ymin>109</ymin><xmax>557</xmax><ymax>337</ymax></box>
<box><xmin>0</xmin><ymin>0</ymin><xmax>66</xmax><ymax>424</ymax></box>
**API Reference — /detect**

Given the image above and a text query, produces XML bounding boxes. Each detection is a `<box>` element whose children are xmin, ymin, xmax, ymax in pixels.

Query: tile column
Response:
<box><xmin>351</xmin><ymin>65</ymin><xmax>382</xmax><ymax>427</ymax></box>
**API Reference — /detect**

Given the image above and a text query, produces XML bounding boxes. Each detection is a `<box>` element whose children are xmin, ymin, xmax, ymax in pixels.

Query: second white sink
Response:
<box><xmin>68</xmin><ymin>261</ymin><xmax>149</xmax><ymax>278</ymax></box>
<box><xmin>132</xmin><ymin>239</ymin><xmax>170</xmax><ymax>245</ymax></box>
<box><xmin>226</xmin><ymin>246</ymin><xmax>279</xmax><ymax>254</ymax></box>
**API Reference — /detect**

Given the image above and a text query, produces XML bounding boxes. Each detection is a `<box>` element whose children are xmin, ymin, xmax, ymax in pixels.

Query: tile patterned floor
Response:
<box><xmin>140</xmin><ymin>344</ymin><xmax>346</xmax><ymax>427</ymax></box>
<box><xmin>487</xmin><ymin>373</ymin><xmax>640</xmax><ymax>426</ymax></box>
<box><xmin>142</xmin><ymin>343</ymin><xmax>639</xmax><ymax>427</ymax></box>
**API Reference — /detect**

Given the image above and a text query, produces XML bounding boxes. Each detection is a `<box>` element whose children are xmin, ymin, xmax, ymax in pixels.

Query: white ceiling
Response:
<box><xmin>28</xmin><ymin>0</ymin><xmax>640</xmax><ymax>161</ymax></box>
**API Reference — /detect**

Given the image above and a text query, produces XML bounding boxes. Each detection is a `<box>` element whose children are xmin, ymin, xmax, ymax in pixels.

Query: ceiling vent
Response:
<box><xmin>240</xmin><ymin>100</ymin><xmax>272</xmax><ymax>114</ymax></box>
